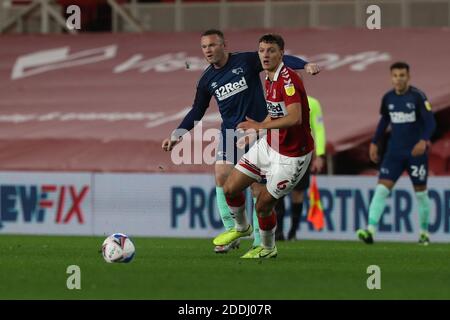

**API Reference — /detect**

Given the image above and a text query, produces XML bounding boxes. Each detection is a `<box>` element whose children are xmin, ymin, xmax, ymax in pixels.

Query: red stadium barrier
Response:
<box><xmin>0</xmin><ymin>29</ymin><xmax>449</xmax><ymax>173</ymax></box>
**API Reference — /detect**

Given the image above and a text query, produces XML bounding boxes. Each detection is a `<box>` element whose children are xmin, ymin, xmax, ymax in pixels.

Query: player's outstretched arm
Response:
<box><xmin>248</xmin><ymin>51</ymin><xmax>319</xmax><ymax>75</ymax></box>
<box><xmin>162</xmin><ymin>137</ymin><xmax>179</xmax><ymax>152</ymax></box>
<box><xmin>284</xmin><ymin>55</ymin><xmax>320</xmax><ymax>75</ymax></box>
<box><xmin>161</xmin><ymin>83</ymin><xmax>211</xmax><ymax>152</ymax></box>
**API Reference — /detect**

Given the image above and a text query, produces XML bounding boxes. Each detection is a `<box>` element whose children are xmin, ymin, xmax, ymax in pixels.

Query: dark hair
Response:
<box><xmin>390</xmin><ymin>61</ymin><xmax>410</xmax><ymax>72</ymax></box>
<box><xmin>201</xmin><ymin>29</ymin><xmax>225</xmax><ymax>41</ymax></box>
<box><xmin>258</xmin><ymin>34</ymin><xmax>285</xmax><ymax>50</ymax></box>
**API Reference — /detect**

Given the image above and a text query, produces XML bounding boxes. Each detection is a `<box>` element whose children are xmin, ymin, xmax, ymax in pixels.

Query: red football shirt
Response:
<box><xmin>265</xmin><ymin>62</ymin><xmax>314</xmax><ymax>157</ymax></box>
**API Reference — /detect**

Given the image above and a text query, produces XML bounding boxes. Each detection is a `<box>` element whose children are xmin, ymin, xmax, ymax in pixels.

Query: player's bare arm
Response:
<box><xmin>162</xmin><ymin>136</ymin><xmax>182</xmax><ymax>152</ymax></box>
<box><xmin>305</xmin><ymin>63</ymin><xmax>321</xmax><ymax>75</ymax></box>
<box><xmin>237</xmin><ymin>103</ymin><xmax>301</xmax><ymax>131</ymax></box>
<box><xmin>236</xmin><ymin>115</ymin><xmax>271</xmax><ymax>149</ymax></box>
<box><xmin>411</xmin><ymin>139</ymin><xmax>428</xmax><ymax>157</ymax></box>
<box><xmin>369</xmin><ymin>142</ymin><xmax>379</xmax><ymax>163</ymax></box>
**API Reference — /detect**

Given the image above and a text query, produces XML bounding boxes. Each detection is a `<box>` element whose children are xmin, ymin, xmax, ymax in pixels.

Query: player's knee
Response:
<box><xmin>215</xmin><ymin>163</ymin><xmax>233</xmax><ymax>186</ymax></box>
<box><xmin>223</xmin><ymin>181</ymin><xmax>237</xmax><ymax>199</ymax></box>
<box><xmin>250</xmin><ymin>183</ymin><xmax>262</xmax><ymax>198</ymax></box>
<box><xmin>215</xmin><ymin>173</ymin><xmax>228</xmax><ymax>187</ymax></box>
<box><xmin>255</xmin><ymin>199</ymin><xmax>272</xmax><ymax>217</ymax></box>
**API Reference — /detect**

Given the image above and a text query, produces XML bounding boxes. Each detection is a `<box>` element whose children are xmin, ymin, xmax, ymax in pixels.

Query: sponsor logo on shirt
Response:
<box><xmin>267</xmin><ymin>101</ymin><xmax>287</xmax><ymax>118</ymax></box>
<box><xmin>389</xmin><ymin>111</ymin><xmax>416</xmax><ymax>123</ymax></box>
<box><xmin>214</xmin><ymin>77</ymin><xmax>248</xmax><ymax>101</ymax></box>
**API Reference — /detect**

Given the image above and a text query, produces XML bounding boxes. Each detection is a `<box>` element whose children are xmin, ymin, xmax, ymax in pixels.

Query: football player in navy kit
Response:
<box><xmin>357</xmin><ymin>62</ymin><xmax>436</xmax><ymax>245</ymax></box>
<box><xmin>162</xmin><ymin>30</ymin><xmax>320</xmax><ymax>253</ymax></box>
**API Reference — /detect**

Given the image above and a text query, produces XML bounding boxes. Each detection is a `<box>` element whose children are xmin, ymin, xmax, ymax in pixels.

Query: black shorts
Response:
<box><xmin>216</xmin><ymin>129</ymin><xmax>248</xmax><ymax>164</ymax></box>
<box><xmin>293</xmin><ymin>164</ymin><xmax>311</xmax><ymax>191</ymax></box>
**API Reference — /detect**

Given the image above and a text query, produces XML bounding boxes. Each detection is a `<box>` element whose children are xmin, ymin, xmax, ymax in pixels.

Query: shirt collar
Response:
<box><xmin>267</xmin><ymin>62</ymin><xmax>284</xmax><ymax>81</ymax></box>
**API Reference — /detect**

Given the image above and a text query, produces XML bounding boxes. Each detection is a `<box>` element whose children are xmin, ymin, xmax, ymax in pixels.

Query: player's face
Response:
<box><xmin>258</xmin><ymin>42</ymin><xmax>283</xmax><ymax>72</ymax></box>
<box><xmin>391</xmin><ymin>68</ymin><xmax>410</xmax><ymax>92</ymax></box>
<box><xmin>200</xmin><ymin>35</ymin><xmax>226</xmax><ymax>65</ymax></box>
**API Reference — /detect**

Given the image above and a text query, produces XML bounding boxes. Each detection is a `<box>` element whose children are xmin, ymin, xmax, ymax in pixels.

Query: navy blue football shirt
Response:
<box><xmin>174</xmin><ymin>52</ymin><xmax>307</xmax><ymax>136</ymax></box>
<box><xmin>373</xmin><ymin>86</ymin><xmax>436</xmax><ymax>152</ymax></box>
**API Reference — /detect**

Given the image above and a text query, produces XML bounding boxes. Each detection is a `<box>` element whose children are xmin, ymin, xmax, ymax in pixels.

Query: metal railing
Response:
<box><xmin>119</xmin><ymin>0</ymin><xmax>450</xmax><ymax>32</ymax></box>
<box><xmin>0</xmin><ymin>0</ymin><xmax>77</xmax><ymax>33</ymax></box>
<box><xmin>1</xmin><ymin>0</ymin><xmax>450</xmax><ymax>33</ymax></box>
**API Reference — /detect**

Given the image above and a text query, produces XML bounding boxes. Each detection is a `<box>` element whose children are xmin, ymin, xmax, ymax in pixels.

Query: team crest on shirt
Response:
<box><xmin>388</xmin><ymin>104</ymin><xmax>395</xmax><ymax>110</ymax></box>
<box><xmin>232</xmin><ymin>67</ymin><xmax>244</xmax><ymax>75</ymax></box>
<box><xmin>425</xmin><ymin>101</ymin><xmax>432</xmax><ymax>111</ymax></box>
<box><xmin>406</xmin><ymin>102</ymin><xmax>415</xmax><ymax>110</ymax></box>
<box><xmin>284</xmin><ymin>84</ymin><xmax>295</xmax><ymax>96</ymax></box>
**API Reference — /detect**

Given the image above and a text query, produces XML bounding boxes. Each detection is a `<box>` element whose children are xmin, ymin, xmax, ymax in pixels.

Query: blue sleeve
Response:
<box><xmin>420</xmin><ymin>111</ymin><xmax>436</xmax><ymax>141</ymax></box>
<box><xmin>416</xmin><ymin>94</ymin><xmax>436</xmax><ymax>141</ymax></box>
<box><xmin>283</xmin><ymin>55</ymin><xmax>308</xmax><ymax>70</ymax></box>
<box><xmin>372</xmin><ymin>97</ymin><xmax>390</xmax><ymax>143</ymax></box>
<box><xmin>372</xmin><ymin>115</ymin><xmax>390</xmax><ymax>144</ymax></box>
<box><xmin>173</xmin><ymin>81</ymin><xmax>211</xmax><ymax>138</ymax></box>
<box><xmin>244</xmin><ymin>51</ymin><xmax>308</xmax><ymax>73</ymax></box>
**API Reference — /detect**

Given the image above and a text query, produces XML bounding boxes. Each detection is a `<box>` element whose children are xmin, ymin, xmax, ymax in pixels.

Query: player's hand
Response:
<box><xmin>305</xmin><ymin>63</ymin><xmax>321</xmax><ymax>75</ymax></box>
<box><xmin>236</xmin><ymin>133</ymin><xmax>257</xmax><ymax>150</ymax></box>
<box><xmin>237</xmin><ymin>116</ymin><xmax>262</xmax><ymax>131</ymax></box>
<box><xmin>369</xmin><ymin>143</ymin><xmax>379</xmax><ymax>164</ymax></box>
<box><xmin>311</xmin><ymin>156</ymin><xmax>325</xmax><ymax>174</ymax></box>
<box><xmin>161</xmin><ymin>137</ymin><xmax>181</xmax><ymax>152</ymax></box>
<box><xmin>411</xmin><ymin>139</ymin><xmax>427</xmax><ymax>157</ymax></box>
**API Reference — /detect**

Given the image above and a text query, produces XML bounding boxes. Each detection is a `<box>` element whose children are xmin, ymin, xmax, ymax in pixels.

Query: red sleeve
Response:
<box><xmin>280</xmin><ymin>68</ymin><xmax>303</xmax><ymax>106</ymax></box>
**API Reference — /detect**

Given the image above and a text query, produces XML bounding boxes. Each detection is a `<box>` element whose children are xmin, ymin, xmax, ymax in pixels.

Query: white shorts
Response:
<box><xmin>236</xmin><ymin>138</ymin><xmax>312</xmax><ymax>199</ymax></box>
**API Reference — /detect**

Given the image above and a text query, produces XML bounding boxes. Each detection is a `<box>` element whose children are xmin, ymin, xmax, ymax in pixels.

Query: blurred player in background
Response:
<box><xmin>161</xmin><ymin>29</ymin><xmax>320</xmax><ymax>253</ymax></box>
<box><xmin>357</xmin><ymin>62</ymin><xmax>436</xmax><ymax>245</ymax></box>
<box><xmin>213</xmin><ymin>34</ymin><xmax>314</xmax><ymax>258</ymax></box>
<box><xmin>271</xmin><ymin>96</ymin><xmax>326</xmax><ymax>241</ymax></box>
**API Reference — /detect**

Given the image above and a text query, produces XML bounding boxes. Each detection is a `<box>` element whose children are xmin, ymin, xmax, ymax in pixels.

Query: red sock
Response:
<box><xmin>225</xmin><ymin>191</ymin><xmax>248</xmax><ymax>231</ymax></box>
<box><xmin>258</xmin><ymin>210</ymin><xmax>277</xmax><ymax>231</ymax></box>
<box><xmin>225</xmin><ymin>192</ymin><xmax>245</xmax><ymax>208</ymax></box>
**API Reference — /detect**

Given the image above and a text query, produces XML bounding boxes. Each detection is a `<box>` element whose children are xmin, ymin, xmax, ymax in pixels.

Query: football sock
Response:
<box><xmin>252</xmin><ymin>197</ymin><xmax>261</xmax><ymax>247</ymax></box>
<box><xmin>290</xmin><ymin>202</ymin><xmax>303</xmax><ymax>234</ymax></box>
<box><xmin>275</xmin><ymin>198</ymin><xmax>285</xmax><ymax>236</ymax></box>
<box><xmin>225</xmin><ymin>191</ymin><xmax>248</xmax><ymax>232</ymax></box>
<box><xmin>258</xmin><ymin>210</ymin><xmax>277</xmax><ymax>249</ymax></box>
<box><xmin>415</xmin><ymin>190</ymin><xmax>431</xmax><ymax>234</ymax></box>
<box><xmin>368</xmin><ymin>184</ymin><xmax>390</xmax><ymax>234</ymax></box>
<box><xmin>216</xmin><ymin>186</ymin><xmax>235</xmax><ymax>231</ymax></box>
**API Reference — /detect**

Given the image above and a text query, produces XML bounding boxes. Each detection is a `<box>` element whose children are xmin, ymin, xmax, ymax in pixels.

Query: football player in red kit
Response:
<box><xmin>212</xmin><ymin>34</ymin><xmax>314</xmax><ymax>258</ymax></box>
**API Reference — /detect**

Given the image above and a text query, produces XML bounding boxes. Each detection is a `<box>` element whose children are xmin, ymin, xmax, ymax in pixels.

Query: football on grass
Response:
<box><xmin>102</xmin><ymin>233</ymin><xmax>135</xmax><ymax>263</ymax></box>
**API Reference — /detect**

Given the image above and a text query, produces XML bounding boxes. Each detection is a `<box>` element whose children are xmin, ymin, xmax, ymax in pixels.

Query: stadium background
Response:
<box><xmin>1</xmin><ymin>0</ymin><xmax>450</xmax><ymax>301</ymax></box>
<box><xmin>0</xmin><ymin>0</ymin><xmax>449</xmax><ymax>241</ymax></box>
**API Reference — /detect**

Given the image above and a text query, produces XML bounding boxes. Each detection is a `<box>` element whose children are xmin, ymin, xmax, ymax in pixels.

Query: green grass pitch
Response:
<box><xmin>0</xmin><ymin>235</ymin><xmax>449</xmax><ymax>299</ymax></box>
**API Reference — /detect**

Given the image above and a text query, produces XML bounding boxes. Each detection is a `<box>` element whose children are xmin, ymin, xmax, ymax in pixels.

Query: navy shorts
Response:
<box><xmin>379</xmin><ymin>150</ymin><xmax>428</xmax><ymax>186</ymax></box>
<box><xmin>215</xmin><ymin>129</ymin><xmax>249</xmax><ymax>164</ymax></box>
